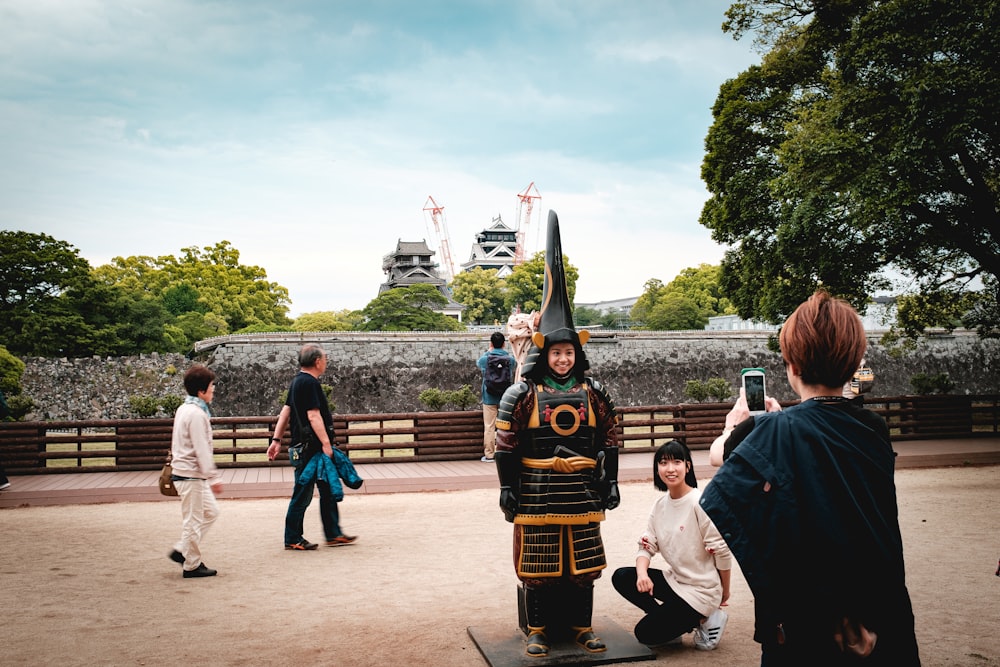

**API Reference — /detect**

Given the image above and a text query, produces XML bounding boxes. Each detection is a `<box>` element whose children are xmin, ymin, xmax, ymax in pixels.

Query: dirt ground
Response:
<box><xmin>2</xmin><ymin>465</ymin><xmax>999</xmax><ymax>666</ymax></box>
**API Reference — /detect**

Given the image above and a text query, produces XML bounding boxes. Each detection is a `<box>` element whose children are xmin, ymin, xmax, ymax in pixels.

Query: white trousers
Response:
<box><xmin>174</xmin><ymin>479</ymin><xmax>220</xmax><ymax>571</ymax></box>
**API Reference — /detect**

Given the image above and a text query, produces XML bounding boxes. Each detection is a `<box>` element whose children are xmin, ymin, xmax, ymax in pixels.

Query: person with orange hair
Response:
<box><xmin>700</xmin><ymin>291</ymin><xmax>920</xmax><ymax>666</ymax></box>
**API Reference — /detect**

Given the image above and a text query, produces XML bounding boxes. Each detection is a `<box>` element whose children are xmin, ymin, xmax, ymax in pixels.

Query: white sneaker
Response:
<box><xmin>694</xmin><ymin>609</ymin><xmax>728</xmax><ymax>651</ymax></box>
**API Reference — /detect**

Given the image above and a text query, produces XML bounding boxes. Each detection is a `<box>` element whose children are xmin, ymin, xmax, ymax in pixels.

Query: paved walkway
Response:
<box><xmin>1</xmin><ymin>437</ymin><xmax>998</xmax><ymax>508</ymax></box>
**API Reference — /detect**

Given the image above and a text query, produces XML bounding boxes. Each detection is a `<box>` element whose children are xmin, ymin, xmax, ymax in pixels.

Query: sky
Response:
<box><xmin>0</xmin><ymin>1</ymin><xmax>760</xmax><ymax>318</ymax></box>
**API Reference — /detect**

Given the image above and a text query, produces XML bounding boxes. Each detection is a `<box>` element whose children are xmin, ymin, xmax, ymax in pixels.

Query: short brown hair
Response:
<box><xmin>779</xmin><ymin>291</ymin><xmax>866</xmax><ymax>388</ymax></box>
<box><xmin>183</xmin><ymin>364</ymin><xmax>216</xmax><ymax>397</ymax></box>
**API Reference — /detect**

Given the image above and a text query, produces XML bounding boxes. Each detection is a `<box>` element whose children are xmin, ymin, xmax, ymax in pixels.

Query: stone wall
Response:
<box><xmin>19</xmin><ymin>330</ymin><xmax>1000</xmax><ymax>421</ymax></box>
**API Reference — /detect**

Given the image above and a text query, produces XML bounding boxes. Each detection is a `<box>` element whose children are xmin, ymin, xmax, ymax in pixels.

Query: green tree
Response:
<box><xmin>293</xmin><ymin>310</ymin><xmax>364</xmax><ymax>332</ymax></box>
<box><xmin>705</xmin><ymin>377</ymin><xmax>735</xmax><ymax>403</ymax></box>
<box><xmin>504</xmin><ymin>251</ymin><xmax>579</xmax><ymax>315</ymax></box>
<box><xmin>175</xmin><ymin>311</ymin><xmax>230</xmax><ymax>343</ymax></box>
<box><xmin>572</xmin><ymin>305</ymin><xmax>604</xmax><ymax>327</ymax></box>
<box><xmin>0</xmin><ymin>234</ymin><xmax>161</xmax><ymax>357</ymax></box>
<box><xmin>418</xmin><ymin>387</ymin><xmax>449</xmax><ymax>411</ymax></box>
<box><xmin>176</xmin><ymin>243</ymin><xmax>291</xmax><ymax>332</ymax></box>
<box><xmin>360</xmin><ymin>284</ymin><xmax>464</xmax><ymax>331</ymax></box>
<box><xmin>449</xmin><ymin>267</ymin><xmax>508</xmax><ymax>325</ymax></box>
<box><xmin>701</xmin><ymin>0</ymin><xmax>1000</xmax><ymax>335</ymax></box>
<box><xmin>631</xmin><ymin>265</ymin><xmax>733</xmax><ymax>330</ymax></box>
<box><xmin>0</xmin><ymin>345</ymin><xmax>26</xmax><ymax>396</ymax></box>
<box><xmin>95</xmin><ymin>241</ymin><xmax>291</xmax><ymax>335</ymax></box>
<box><xmin>668</xmin><ymin>264</ymin><xmax>734</xmax><ymax>318</ymax></box>
<box><xmin>646</xmin><ymin>293</ymin><xmax>705</xmax><ymax>330</ymax></box>
<box><xmin>0</xmin><ymin>231</ymin><xmax>96</xmax><ymax>355</ymax></box>
<box><xmin>630</xmin><ymin>279</ymin><xmax>664</xmax><ymax>327</ymax></box>
<box><xmin>161</xmin><ymin>283</ymin><xmax>203</xmax><ymax>316</ymax></box>
<box><xmin>447</xmin><ymin>385</ymin><xmax>479</xmax><ymax>410</ymax></box>
<box><xmin>684</xmin><ymin>380</ymin><xmax>711</xmax><ymax>403</ymax></box>
<box><xmin>0</xmin><ymin>233</ymin><xmax>292</xmax><ymax>356</ymax></box>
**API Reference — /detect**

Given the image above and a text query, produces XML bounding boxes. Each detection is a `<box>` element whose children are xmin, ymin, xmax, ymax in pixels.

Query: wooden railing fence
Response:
<box><xmin>0</xmin><ymin>395</ymin><xmax>996</xmax><ymax>475</ymax></box>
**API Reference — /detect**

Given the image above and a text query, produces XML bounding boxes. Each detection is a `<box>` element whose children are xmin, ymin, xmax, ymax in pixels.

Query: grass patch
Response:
<box><xmin>619</xmin><ymin>411</ymin><xmax>678</xmax><ymax>450</ymax></box>
<box><xmin>46</xmin><ymin>440</ymin><xmax>117</xmax><ymax>468</ymax></box>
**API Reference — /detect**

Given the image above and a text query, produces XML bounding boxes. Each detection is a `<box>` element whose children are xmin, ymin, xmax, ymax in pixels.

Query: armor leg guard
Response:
<box><xmin>571</xmin><ymin>584</ymin><xmax>606</xmax><ymax>653</ymax></box>
<box><xmin>524</xmin><ymin>587</ymin><xmax>550</xmax><ymax>657</ymax></box>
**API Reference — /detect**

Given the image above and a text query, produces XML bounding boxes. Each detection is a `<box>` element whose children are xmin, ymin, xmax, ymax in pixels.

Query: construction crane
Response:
<box><xmin>422</xmin><ymin>195</ymin><xmax>456</xmax><ymax>282</ymax></box>
<box><xmin>514</xmin><ymin>181</ymin><xmax>541</xmax><ymax>265</ymax></box>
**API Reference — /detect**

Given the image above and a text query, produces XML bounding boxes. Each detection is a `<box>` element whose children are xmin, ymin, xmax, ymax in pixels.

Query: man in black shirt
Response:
<box><xmin>268</xmin><ymin>344</ymin><xmax>357</xmax><ymax>550</ymax></box>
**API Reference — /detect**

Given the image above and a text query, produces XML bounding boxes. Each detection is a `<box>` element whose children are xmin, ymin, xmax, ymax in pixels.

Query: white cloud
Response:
<box><xmin>1</xmin><ymin>0</ymin><xmax>757</xmax><ymax>318</ymax></box>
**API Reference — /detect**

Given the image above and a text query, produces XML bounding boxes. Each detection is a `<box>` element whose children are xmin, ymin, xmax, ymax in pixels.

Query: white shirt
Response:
<box><xmin>635</xmin><ymin>486</ymin><xmax>733</xmax><ymax>616</ymax></box>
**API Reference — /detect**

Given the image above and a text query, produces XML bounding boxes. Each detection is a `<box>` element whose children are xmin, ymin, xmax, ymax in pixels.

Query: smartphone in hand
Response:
<box><xmin>741</xmin><ymin>368</ymin><xmax>766</xmax><ymax>415</ymax></box>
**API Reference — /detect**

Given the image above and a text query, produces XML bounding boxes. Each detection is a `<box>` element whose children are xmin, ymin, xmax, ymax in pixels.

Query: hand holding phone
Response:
<box><xmin>741</xmin><ymin>368</ymin><xmax>766</xmax><ymax>415</ymax></box>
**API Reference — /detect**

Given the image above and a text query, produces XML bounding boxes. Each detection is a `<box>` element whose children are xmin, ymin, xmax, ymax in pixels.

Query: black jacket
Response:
<box><xmin>700</xmin><ymin>399</ymin><xmax>919</xmax><ymax>665</ymax></box>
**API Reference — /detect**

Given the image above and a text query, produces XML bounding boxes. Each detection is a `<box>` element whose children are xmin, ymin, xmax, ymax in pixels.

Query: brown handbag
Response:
<box><xmin>159</xmin><ymin>460</ymin><xmax>178</xmax><ymax>496</ymax></box>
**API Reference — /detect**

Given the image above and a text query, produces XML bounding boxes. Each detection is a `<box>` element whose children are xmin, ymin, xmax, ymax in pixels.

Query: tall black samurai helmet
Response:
<box><xmin>520</xmin><ymin>210</ymin><xmax>590</xmax><ymax>382</ymax></box>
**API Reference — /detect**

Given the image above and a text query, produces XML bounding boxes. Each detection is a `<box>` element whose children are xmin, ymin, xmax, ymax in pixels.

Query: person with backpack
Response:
<box><xmin>477</xmin><ymin>331</ymin><xmax>514</xmax><ymax>462</ymax></box>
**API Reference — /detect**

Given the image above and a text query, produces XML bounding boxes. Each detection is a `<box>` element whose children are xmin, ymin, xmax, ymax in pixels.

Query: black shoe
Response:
<box><xmin>168</xmin><ymin>550</ymin><xmax>184</xmax><ymax>565</ymax></box>
<box><xmin>183</xmin><ymin>563</ymin><xmax>217</xmax><ymax>578</ymax></box>
<box><xmin>284</xmin><ymin>539</ymin><xmax>319</xmax><ymax>551</ymax></box>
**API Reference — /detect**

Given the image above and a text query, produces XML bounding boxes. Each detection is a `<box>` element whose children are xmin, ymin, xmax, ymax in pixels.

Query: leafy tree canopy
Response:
<box><xmin>503</xmin><ymin>251</ymin><xmax>579</xmax><ymax>315</ymax></box>
<box><xmin>1</xmin><ymin>233</ymin><xmax>292</xmax><ymax>356</ymax></box>
<box><xmin>631</xmin><ymin>265</ymin><xmax>735</xmax><ymax>330</ymax></box>
<box><xmin>360</xmin><ymin>284</ymin><xmax>464</xmax><ymax>331</ymax></box>
<box><xmin>0</xmin><ymin>344</ymin><xmax>26</xmax><ymax>396</ymax></box>
<box><xmin>571</xmin><ymin>305</ymin><xmax>630</xmax><ymax>329</ymax></box>
<box><xmin>94</xmin><ymin>241</ymin><xmax>292</xmax><ymax>335</ymax></box>
<box><xmin>0</xmin><ymin>230</ymin><xmax>125</xmax><ymax>356</ymax></box>
<box><xmin>449</xmin><ymin>267</ymin><xmax>508</xmax><ymax>325</ymax></box>
<box><xmin>702</xmin><ymin>0</ymin><xmax>1000</xmax><ymax>337</ymax></box>
<box><xmin>293</xmin><ymin>310</ymin><xmax>364</xmax><ymax>332</ymax></box>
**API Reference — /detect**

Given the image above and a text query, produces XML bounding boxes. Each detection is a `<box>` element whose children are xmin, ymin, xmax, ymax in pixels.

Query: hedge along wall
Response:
<box><xmin>18</xmin><ymin>330</ymin><xmax>1000</xmax><ymax>421</ymax></box>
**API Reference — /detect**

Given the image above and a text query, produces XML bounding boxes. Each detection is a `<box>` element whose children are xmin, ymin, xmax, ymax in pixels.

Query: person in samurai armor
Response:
<box><xmin>494</xmin><ymin>210</ymin><xmax>621</xmax><ymax>658</ymax></box>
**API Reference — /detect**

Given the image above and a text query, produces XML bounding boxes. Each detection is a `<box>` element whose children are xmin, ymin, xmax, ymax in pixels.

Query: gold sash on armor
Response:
<box><xmin>521</xmin><ymin>455</ymin><xmax>596</xmax><ymax>473</ymax></box>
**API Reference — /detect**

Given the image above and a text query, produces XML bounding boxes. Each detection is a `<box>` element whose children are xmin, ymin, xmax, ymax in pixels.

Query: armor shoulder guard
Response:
<box><xmin>586</xmin><ymin>378</ymin><xmax>616</xmax><ymax>413</ymax></box>
<box><xmin>496</xmin><ymin>381</ymin><xmax>531</xmax><ymax>431</ymax></box>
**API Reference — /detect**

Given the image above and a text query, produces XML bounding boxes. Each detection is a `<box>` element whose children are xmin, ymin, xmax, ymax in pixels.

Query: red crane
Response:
<box><xmin>514</xmin><ymin>181</ymin><xmax>541</xmax><ymax>265</ymax></box>
<box><xmin>423</xmin><ymin>195</ymin><xmax>455</xmax><ymax>282</ymax></box>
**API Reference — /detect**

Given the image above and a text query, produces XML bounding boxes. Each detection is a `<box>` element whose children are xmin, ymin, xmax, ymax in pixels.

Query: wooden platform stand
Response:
<box><xmin>467</xmin><ymin>584</ymin><xmax>654</xmax><ymax>667</ymax></box>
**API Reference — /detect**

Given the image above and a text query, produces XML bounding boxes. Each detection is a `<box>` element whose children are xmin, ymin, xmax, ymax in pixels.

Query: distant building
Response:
<box><xmin>459</xmin><ymin>215</ymin><xmax>518</xmax><ymax>277</ymax></box>
<box><xmin>705</xmin><ymin>315</ymin><xmax>780</xmax><ymax>332</ymax></box>
<box><xmin>575</xmin><ymin>297</ymin><xmax>639</xmax><ymax>329</ymax></box>
<box><xmin>379</xmin><ymin>239</ymin><xmax>464</xmax><ymax>321</ymax></box>
<box><xmin>576</xmin><ymin>297</ymin><xmax>639</xmax><ymax>315</ymax></box>
<box><xmin>705</xmin><ymin>296</ymin><xmax>897</xmax><ymax>332</ymax></box>
<box><xmin>859</xmin><ymin>295</ymin><xmax>896</xmax><ymax>331</ymax></box>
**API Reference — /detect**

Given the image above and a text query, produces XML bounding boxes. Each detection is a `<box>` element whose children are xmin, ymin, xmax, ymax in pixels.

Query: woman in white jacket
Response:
<box><xmin>167</xmin><ymin>364</ymin><xmax>223</xmax><ymax>578</ymax></box>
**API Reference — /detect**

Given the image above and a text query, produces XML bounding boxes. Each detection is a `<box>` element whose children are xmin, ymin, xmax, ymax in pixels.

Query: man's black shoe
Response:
<box><xmin>284</xmin><ymin>539</ymin><xmax>319</xmax><ymax>551</ymax></box>
<box><xmin>183</xmin><ymin>563</ymin><xmax>217</xmax><ymax>578</ymax></box>
<box><xmin>168</xmin><ymin>550</ymin><xmax>184</xmax><ymax>565</ymax></box>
